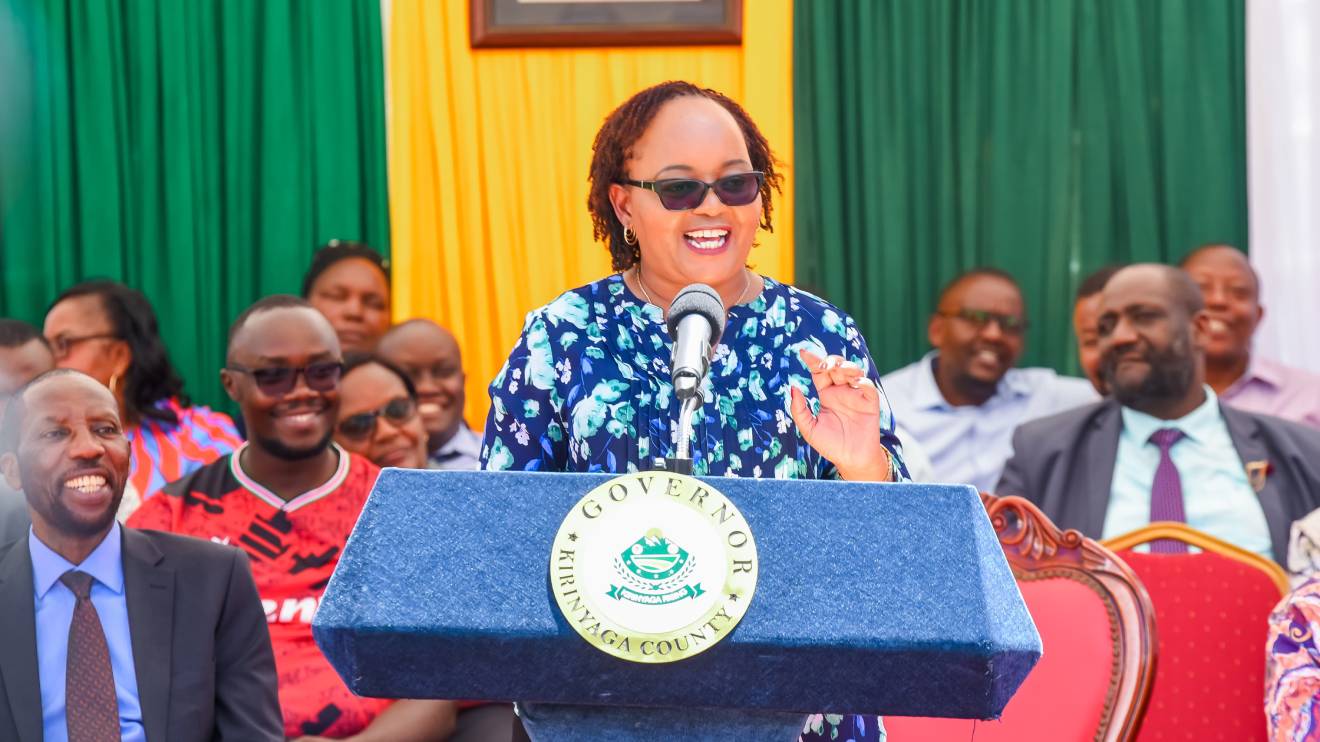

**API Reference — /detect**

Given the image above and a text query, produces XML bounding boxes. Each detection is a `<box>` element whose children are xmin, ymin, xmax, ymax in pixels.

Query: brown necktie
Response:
<box><xmin>59</xmin><ymin>570</ymin><xmax>120</xmax><ymax>742</ymax></box>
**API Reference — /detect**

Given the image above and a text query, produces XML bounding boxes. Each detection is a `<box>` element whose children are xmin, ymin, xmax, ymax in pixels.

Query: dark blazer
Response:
<box><xmin>0</xmin><ymin>486</ymin><xmax>29</xmax><ymax>548</ymax></box>
<box><xmin>996</xmin><ymin>398</ymin><xmax>1320</xmax><ymax>565</ymax></box>
<box><xmin>0</xmin><ymin>527</ymin><xmax>283</xmax><ymax>742</ymax></box>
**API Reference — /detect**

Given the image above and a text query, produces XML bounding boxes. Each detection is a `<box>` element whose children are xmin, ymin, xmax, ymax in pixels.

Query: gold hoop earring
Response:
<box><xmin>108</xmin><ymin>373</ymin><xmax>121</xmax><ymax>394</ymax></box>
<box><xmin>623</xmin><ymin>225</ymin><xmax>637</xmax><ymax>245</ymax></box>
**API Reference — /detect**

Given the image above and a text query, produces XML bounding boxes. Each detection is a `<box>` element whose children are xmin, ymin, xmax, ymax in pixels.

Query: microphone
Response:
<box><xmin>665</xmin><ymin>283</ymin><xmax>726</xmax><ymax>402</ymax></box>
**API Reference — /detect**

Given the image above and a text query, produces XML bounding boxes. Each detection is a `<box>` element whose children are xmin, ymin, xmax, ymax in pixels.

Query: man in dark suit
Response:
<box><xmin>998</xmin><ymin>264</ymin><xmax>1320</xmax><ymax>564</ymax></box>
<box><xmin>0</xmin><ymin>369</ymin><xmax>282</xmax><ymax>741</ymax></box>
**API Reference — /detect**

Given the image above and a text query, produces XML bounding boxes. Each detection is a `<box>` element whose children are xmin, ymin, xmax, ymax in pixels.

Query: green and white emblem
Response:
<box><xmin>549</xmin><ymin>472</ymin><xmax>758</xmax><ymax>663</ymax></box>
<box><xmin>609</xmin><ymin>529</ymin><xmax>704</xmax><ymax>605</ymax></box>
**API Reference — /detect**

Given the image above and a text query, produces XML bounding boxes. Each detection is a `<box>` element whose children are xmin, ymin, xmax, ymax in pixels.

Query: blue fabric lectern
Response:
<box><xmin>314</xmin><ymin>470</ymin><xmax>1041</xmax><ymax>741</ymax></box>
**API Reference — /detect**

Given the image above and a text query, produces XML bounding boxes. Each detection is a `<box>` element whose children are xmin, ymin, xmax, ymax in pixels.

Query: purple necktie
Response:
<box><xmin>1148</xmin><ymin>428</ymin><xmax>1188</xmax><ymax>554</ymax></box>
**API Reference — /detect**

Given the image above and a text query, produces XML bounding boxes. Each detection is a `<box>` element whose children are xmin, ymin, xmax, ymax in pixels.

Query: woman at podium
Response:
<box><xmin>480</xmin><ymin>81</ymin><xmax>909</xmax><ymax>742</ymax></box>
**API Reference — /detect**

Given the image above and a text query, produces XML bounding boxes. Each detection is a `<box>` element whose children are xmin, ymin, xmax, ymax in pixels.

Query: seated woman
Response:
<box><xmin>334</xmin><ymin>352</ymin><xmax>528</xmax><ymax>741</ymax></box>
<box><xmin>482</xmin><ymin>80</ymin><xmax>908</xmax><ymax>742</ymax></box>
<box><xmin>334</xmin><ymin>353</ymin><xmax>430</xmax><ymax>470</ymax></box>
<box><xmin>44</xmin><ymin>280</ymin><xmax>241</xmax><ymax>517</ymax></box>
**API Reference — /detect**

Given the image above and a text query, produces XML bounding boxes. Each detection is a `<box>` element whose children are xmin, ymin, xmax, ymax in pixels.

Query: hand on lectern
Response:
<box><xmin>788</xmin><ymin>348</ymin><xmax>892</xmax><ymax>482</ymax></box>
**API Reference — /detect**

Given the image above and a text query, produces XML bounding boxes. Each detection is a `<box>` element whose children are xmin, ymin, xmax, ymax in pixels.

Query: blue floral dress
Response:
<box><xmin>481</xmin><ymin>273</ymin><xmax>906</xmax><ymax>741</ymax></box>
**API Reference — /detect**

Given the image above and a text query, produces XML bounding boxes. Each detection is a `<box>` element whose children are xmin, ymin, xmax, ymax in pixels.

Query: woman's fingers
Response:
<box><xmin>798</xmin><ymin>348</ymin><xmax>835</xmax><ymax>391</ymax></box>
<box><xmin>798</xmin><ymin>349</ymin><xmax>863</xmax><ymax>390</ymax></box>
<box><xmin>846</xmin><ymin>376</ymin><xmax>881</xmax><ymax>410</ymax></box>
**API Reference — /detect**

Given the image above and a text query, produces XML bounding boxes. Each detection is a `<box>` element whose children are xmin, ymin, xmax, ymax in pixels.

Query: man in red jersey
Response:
<box><xmin>129</xmin><ymin>296</ymin><xmax>455</xmax><ymax>741</ymax></box>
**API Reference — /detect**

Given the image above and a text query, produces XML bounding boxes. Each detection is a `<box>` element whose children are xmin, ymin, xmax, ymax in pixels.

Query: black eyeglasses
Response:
<box><xmin>337</xmin><ymin>397</ymin><xmax>417</xmax><ymax>440</ymax></box>
<box><xmin>47</xmin><ymin>332</ymin><xmax>118</xmax><ymax>360</ymax></box>
<box><xmin>939</xmin><ymin>308</ymin><xmax>1028</xmax><ymax>335</ymax></box>
<box><xmin>619</xmin><ymin>171</ymin><xmax>765</xmax><ymax>211</ymax></box>
<box><xmin>226</xmin><ymin>361</ymin><xmax>344</xmax><ymax>396</ymax></box>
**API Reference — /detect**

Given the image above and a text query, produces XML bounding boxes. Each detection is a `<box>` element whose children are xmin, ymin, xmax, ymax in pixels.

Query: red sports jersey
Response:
<box><xmin>128</xmin><ymin>443</ymin><xmax>389</xmax><ymax>739</ymax></box>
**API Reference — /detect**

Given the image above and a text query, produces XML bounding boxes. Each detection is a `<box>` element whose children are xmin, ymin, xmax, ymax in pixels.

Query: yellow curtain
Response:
<box><xmin>386</xmin><ymin>0</ymin><xmax>794</xmax><ymax>429</ymax></box>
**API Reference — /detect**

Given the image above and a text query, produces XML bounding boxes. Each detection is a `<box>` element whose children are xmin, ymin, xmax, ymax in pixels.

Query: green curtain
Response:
<box><xmin>0</xmin><ymin>0</ymin><xmax>389</xmax><ymax>411</ymax></box>
<box><xmin>793</xmin><ymin>0</ymin><xmax>1247</xmax><ymax>376</ymax></box>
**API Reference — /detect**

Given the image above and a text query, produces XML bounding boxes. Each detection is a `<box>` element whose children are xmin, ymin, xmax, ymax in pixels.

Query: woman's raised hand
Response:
<box><xmin>787</xmin><ymin>348</ymin><xmax>892</xmax><ymax>481</ymax></box>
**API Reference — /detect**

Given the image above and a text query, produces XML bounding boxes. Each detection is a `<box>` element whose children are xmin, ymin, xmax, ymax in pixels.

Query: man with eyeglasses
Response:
<box><xmin>0</xmin><ymin>319</ymin><xmax>55</xmax><ymax>545</ymax></box>
<box><xmin>881</xmin><ymin>268</ymin><xmax>1097</xmax><ymax>492</ymax></box>
<box><xmin>128</xmin><ymin>296</ymin><xmax>455</xmax><ymax>741</ymax></box>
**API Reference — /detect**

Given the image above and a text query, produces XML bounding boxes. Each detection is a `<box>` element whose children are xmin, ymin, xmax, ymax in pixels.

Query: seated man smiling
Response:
<box><xmin>0</xmin><ymin>369</ymin><xmax>281</xmax><ymax>741</ymax></box>
<box><xmin>129</xmin><ymin>296</ymin><xmax>455</xmax><ymax>741</ymax></box>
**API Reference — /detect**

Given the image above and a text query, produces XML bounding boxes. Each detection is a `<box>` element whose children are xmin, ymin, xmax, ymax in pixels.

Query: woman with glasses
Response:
<box><xmin>334</xmin><ymin>353</ymin><xmax>430</xmax><ymax>470</ymax></box>
<box><xmin>482</xmin><ymin>81</ymin><xmax>907</xmax><ymax>742</ymax></box>
<box><xmin>334</xmin><ymin>353</ymin><xmax>529</xmax><ymax>739</ymax></box>
<box><xmin>44</xmin><ymin>280</ymin><xmax>242</xmax><ymax>517</ymax></box>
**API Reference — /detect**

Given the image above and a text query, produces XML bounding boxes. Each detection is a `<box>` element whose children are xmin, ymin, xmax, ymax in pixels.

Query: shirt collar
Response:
<box><xmin>229</xmin><ymin>442</ymin><xmax>351</xmax><ymax>512</ymax></box>
<box><xmin>1120</xmin><ymin>385</ymin><xmax>1221</xmax><ymax>446</ymax></box>
<box><xmin>432</xmin><ymin>423</ymin><xmax>481</xmax><ymax>459</ymax></box>
<box><xmin>1232</xmin><ymin>355</ymin><xmax>1284</xmax><ymax>393</ymax></box>
<box><xmin>29</xmin><ymin>521</ymin><xmax>124</xmax><ymax>599</ymax></box>
<box><xmin>912</xmin><ymin>351</ymin><xmax>1031</xmax><ymax>410</ymax></box>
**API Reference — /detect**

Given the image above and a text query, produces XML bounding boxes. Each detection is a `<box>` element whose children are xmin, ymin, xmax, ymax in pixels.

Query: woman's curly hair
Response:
<box><xmin>587</xmin><ymin>81</ymin><xmax>782</xmax><ymax>272</ymax></box>
<box><xmin>48</xmin><ymin>280</ymin><xmax>189</xmax><ymax>425</ymax></box>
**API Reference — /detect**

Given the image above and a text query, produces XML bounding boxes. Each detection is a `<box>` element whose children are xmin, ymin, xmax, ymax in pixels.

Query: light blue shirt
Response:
<box><xmin>881</xmin><ymin>352</ymin><xmax>1099</xmax><ymax>491</ymax></box>
<box><xmin>1101</xmin><ymin>387</ymin><xmax>1272</xmax><ymax>558</ymax></box>
<box><xmin>30</xmin><ymin>522</ymin><xmax>146</xmax><ymax>742</ymax></box>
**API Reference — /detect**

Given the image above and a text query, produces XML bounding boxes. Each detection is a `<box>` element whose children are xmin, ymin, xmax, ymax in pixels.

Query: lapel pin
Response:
<box><xmin>1246</xmin><ymin>459</ymin><xmax>1273</xmax><ymax>493</ymax></box>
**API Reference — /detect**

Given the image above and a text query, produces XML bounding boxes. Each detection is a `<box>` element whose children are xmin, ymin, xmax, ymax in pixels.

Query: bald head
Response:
<box><xmin>2</xmin><ymin>369</ymin><xmax>102</xmax><ymax>452</ymax></box>
<box><xmin>1110</xmin><ymin>264</ymin><xmax>1205</xmax><ymax>316</ymax></box>
<box><xmin>377</xmin><ymin>319</ymin><xmax>466</xmax><ymax>451</ymax></box>
<box><xmin>378</xmin><ymin>319</ymin><xmax>460</xmax><ymax>365</ymax></box>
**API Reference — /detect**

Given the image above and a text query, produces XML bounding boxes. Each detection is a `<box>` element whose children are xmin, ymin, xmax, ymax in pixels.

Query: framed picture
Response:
<box><xmin>470</xmin><ymin>0</ymin><xmax>743</xmax><ymax>48</ymax></box>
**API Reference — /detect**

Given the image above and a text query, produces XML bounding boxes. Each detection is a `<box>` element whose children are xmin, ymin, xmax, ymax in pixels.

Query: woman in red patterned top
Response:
<box><xmin>44</xmin><ymin>280</ymin><xmax>242</xmax><ymax>517</ymax></box>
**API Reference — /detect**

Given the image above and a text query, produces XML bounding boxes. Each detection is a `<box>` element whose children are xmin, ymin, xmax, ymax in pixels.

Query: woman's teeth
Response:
<box><xmin>66</xmin><ymin>475</ymin><xmax>107</xmax><ymax>493</ymax></box>
<box><xmin>1208</xmin><ymin>318</ymin><xmax>1229</xmax><ymax>333</ymax></box>
<box><xmin>684</xmin><ymin>229</ymin><xmax>729</xmax><ymax>251</ymax></box>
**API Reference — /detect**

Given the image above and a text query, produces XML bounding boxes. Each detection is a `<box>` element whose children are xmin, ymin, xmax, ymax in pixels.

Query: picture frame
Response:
<box><xmin>470</xmin><ymin>0</ymin><xmax>743</xmax><ymax>49</ymax></box>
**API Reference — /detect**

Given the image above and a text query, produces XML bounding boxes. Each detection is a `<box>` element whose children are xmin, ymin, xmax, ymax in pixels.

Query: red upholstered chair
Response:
<box><xmin>1101</xmin><ymin>523</ymin><xmax>1289</xmax><ymax>742</ymax></box>
<box><xmin>885</xmin><ymin>494</ymin><xmax>1157</xmax><ymax>742</ymax></box>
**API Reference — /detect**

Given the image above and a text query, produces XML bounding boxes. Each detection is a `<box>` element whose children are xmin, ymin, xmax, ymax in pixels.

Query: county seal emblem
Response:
<box><xmin>549</xmin><ymin>472</ymin><xmax>758</xmax><ymax>663</ymax></box>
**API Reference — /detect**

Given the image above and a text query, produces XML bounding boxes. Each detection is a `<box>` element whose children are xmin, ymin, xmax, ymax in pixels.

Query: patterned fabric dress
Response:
<box><xmin>119</xmin><ymin>397</ymin><xmax>243</xmax><ymax>509</ymax></box>
<box><xmin>482</xmin><ymin>273</ymin><xmax>907</xmax><ymax>742</ymax></box>
<box><xmin>1267</xmin><ymin>577</ymin><xmax>1320</xmax><ymax>741</ymax></box>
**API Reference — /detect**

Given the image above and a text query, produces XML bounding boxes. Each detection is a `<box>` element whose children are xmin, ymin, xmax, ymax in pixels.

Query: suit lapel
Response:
<box><xmin>123</xmin><ymin>528</ymin><xmax>174</xmax><ymax>742</ymax></box>
<box><xmin>1079</xmin><ymin>401</ymin><xmax>1121</xmax><ymax>536</ymax></box>
<box><xmin>0</xmin><ymin>537</ymin><xmax>42</xmax><ymax>742</ymax></box>
<box><xmin>1222</xmin><ymin>406</ymin><xmax>1289</xmax><ymax>564</ymax></box>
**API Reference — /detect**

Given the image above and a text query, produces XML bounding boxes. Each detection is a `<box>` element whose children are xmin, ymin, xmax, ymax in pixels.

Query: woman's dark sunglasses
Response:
<box><xmin>337</xmin><ymin>397</ymin><xmax>418</xmax><ymax>440</ymax></box>
<box><xmin>619</xmin><ymin>171</ymin><xmax>765</xmax><ymax>211</ymax></box>
<box><xmin>226</xmin><ymin>361</ymin><xmax>344</xmax><ymax>396</ymax></box>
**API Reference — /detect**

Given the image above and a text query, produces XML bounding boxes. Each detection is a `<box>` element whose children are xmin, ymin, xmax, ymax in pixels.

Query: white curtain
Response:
<box><xmin>1248</xmin><ymin>0</ymin><xmax>1320</xmax><ymax>373</ymax></box>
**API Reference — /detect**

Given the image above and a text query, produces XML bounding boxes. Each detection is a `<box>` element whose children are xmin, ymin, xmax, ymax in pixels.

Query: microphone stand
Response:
<box><xmin>654</xmin><ymin>374</ymin><xmax>702</xmax><ymax>475</ymax></box>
